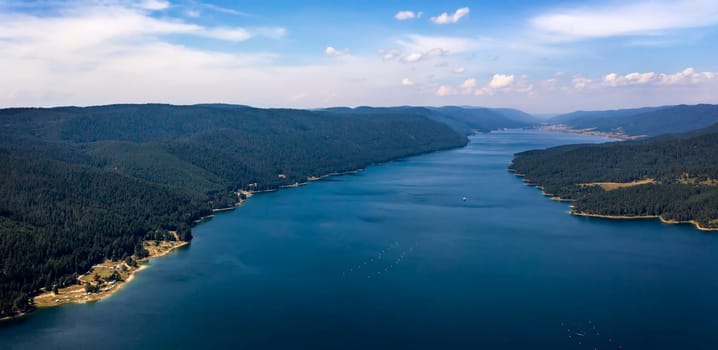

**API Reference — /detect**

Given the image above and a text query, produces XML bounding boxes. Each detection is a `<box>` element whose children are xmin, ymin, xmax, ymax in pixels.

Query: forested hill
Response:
<box><xmin>547</xmin><ymin>104</ymin><xmax>718</xmax><ymax>137</ymax></box>
<box><xmin>322</xmin><ymin>106</ymin><xmax>537</xmax><ymax>135</ymax></box>
<box><xmin>0</xmin><ymin>104</ymin><xmax>468</xmax><ymax>318</ymax></box>
<box><xmin>509</xmin><ymin>123</ymin><xmax>718</xmax><ymax>229</ymax></box>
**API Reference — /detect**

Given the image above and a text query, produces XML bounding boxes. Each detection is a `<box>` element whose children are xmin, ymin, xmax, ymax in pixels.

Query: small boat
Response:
<box><xmin>462</xmin><ymin>196</ymin><xmax>468</xmax><ymax>202</ymax></box>
<box><xmin>575</xmin><ymin>331</ymin><xmax>586</xmax><ymax>337</ymax></box>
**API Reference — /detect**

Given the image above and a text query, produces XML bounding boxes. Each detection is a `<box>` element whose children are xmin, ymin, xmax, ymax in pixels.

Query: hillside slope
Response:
<box><xmin>323</xmin><ymin>106</ymin><xmax>537</xmax><ymax>135</ymax></box>
<box><xmin>547</xmin><ymin>104</ymin><xmax>718</xmax><ymax>137</ymax></box>
<box><xmin>0</xmin><ymin>104</ymin><xmax>468</xmax><ymax>318</ymax></box>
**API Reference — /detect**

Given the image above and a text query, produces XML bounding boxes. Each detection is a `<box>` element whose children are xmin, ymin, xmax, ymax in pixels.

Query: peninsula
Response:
<box><xmin>32</xmin><ymin>237</ymin><xmax>188</xmax><ymax>309</ymax></box>
<box><xmin>510</xmin><ymin>121</ymin><xmax>718</xmax><ymax>231</ymax></box>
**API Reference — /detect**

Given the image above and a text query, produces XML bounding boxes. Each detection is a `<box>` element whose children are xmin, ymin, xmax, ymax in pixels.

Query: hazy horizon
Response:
<box><xmin>0</xmin><ymin>101</ymin><xmax>696</xmax><ymax>117</ymax></box>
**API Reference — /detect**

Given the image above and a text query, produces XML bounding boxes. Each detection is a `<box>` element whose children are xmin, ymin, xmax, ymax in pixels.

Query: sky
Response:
<box><xmin>1</xmin><ymin>0</ymin><xmax>717</xmax><ymax>114</ymax></box>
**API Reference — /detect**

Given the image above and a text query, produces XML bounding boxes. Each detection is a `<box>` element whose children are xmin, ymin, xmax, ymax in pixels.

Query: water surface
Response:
<box><xmin>3</xmin><ymin>130</ymin><xmax>718</xmax><ymax>349</ymax></box>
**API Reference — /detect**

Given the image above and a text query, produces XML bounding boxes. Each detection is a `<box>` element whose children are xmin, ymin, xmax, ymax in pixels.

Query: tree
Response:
<box><xmin>125</xmin><ymin>256</ymin><xmax>138</xmax><ymax>268</ymax></box>
<box><xmin>108</xmin><ymin>271</ymin><xmax>122</xmax><ymax>282</ymax></box>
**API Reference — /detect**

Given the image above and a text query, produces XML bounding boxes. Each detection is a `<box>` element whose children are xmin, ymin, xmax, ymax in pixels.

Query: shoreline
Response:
<box><xmin>195</xmin><ymin>190</ymin><xmax>256</xmax><ymax>224</ymax></box>
<box><xmin>279</xmin><ymin>169</ymin><xmax>365</xmax><ymax>189</ymax></box>
<box><xmin>571</xmin><ymin>211</ymin><xmax>718</xmax><ymax>232</ymax></box>
<box><xmin>535</xmin><ymin>125</ymin><xmax>640</xmax><ymax>141</ymax></box>
<box><xmin>210</xmin><ymin>190</ymin><xmax>254</xmax><ymax>212</ymax></box>
<box><xmin>509</xmin><ymin>169</ymin><xmax>574</xmax><ymax>202</ymax></box>
<box><xmin>509</xmin><ymin>169</ymin><xmax>717</xmax><ymax>232</ymax></box>
<box><xmin>15</xmin><ymin>185</ymin><xmax>258</xmax><ymax>320</ymax></box>
<box><xmin>6</xmin><ymin>145</ymin><xmax>468</xmax><ymax>321</ymax></box>
<box><xmin>29</xmin><ymin>241</ymin><xmax>189</xmax><ymax>313</ymax></box>
<box><xmin>206</xmin><ymin>169</ymin><xmax>366</xmax><ymax>214</ymax></box>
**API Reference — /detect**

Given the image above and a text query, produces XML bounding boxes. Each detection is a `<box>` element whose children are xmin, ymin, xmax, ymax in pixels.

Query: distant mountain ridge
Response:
<box><xmin>322</xmin><ymin>106</ymin><xmax>538</xmax><ymax>135</ymax></box>
<box><xmin>547</xmin><ymin>104</ymin><xmax>718</xmax><ymax>137</ymax></box>
<box><xmin>323</xmin><ymin>104</ymin><xmax>718</xmax><ymax>138</ymax></box>
<box><xmin>548</xmin><ymin>106</ymin><xmax>667</xmax><ymax>125</ymax></box>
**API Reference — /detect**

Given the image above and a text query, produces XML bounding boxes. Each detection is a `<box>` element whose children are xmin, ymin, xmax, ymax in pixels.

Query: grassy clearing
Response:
<box><xmin>581</xmin><ymin>178</ymin><xmax>656</xmax><ymax>191</ymax></box>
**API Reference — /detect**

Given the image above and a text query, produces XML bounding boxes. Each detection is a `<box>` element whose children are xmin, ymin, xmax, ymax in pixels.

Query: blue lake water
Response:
<box><xmin>3</xmin><ymin>130</ymin><xmax>718</xmax><ymax>349</ymax></box>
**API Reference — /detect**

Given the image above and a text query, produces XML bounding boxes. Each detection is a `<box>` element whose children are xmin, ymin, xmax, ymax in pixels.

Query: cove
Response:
<box><xmin>3</xmin><ymin>130</ymin><xmax>718</xmax><ymax>349</ymax></box>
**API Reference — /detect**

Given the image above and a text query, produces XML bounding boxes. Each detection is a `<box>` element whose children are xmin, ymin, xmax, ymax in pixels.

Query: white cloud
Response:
<box><xmin>454</xmin><ymin>74</ymin><xmax>532</xmax><ymax>96</ymax></box>
<box><xmin>453</xmin><ymin>67</ymin><xmax>466</xmax><ymax>74</ymax></box>
<box><xmin>401</xmin><ymin>78</ymin><xmax>414</xmax><ymax>86</ymax></box>
<box><xmin>434</xmin><ymin>74</ymin><xmax>529</xmax><ymax>97</ymax></box>
<box><xmin>185</xmin><ymin>9</ymin><xmax>200</xmax><ymax>18</ymax></box>
<box><xmin>658</xmin><ymin>68</ymin><xmax>696</xmax><ymax>85</ymax></box>
<box><xmin>423</xmin><ymin>48</ymin><xmax>447</xmax><ymax>58</ymax></box>
<box><xmin>138</xmin><ymin>0</ymin><xmax>170</xmax><ymax>11</ymax></box>
<box><xmin>379</xmin><ymin>48</ymin><xmax>401</xmax><ymax>61</ymax></box>
<box><xmin>603</xmin><ymin>73</ymin><xmax>619</xmax><ymax>85</ymax></box>
<box><xmin>598</xmin><ymin>68</ymin><xmax>718</xmax><ymax>88</ymax></box>
<box><xmin>532</xmin><ymin>0</ymin><xmax>718</xmax><ymax>41</ymax></box>
<box><xmin>657</xmin><ymin>67</ymin><xmax>713</xmax><ymax>85</ymax></box>
<box><xmin>199</xmin><ymin>3</ymin><xmax>249</xmax><ymax>16</ymax></box>
<box><xmin>489</xmin><ymin>74</ymin><xmax>514</xmax><ymax>89</ymax></box>
<box><xmin>401</xmin><ymin>52</ymin><xmax>423</xmax><ymax>63</ymax></box>
<box><xmin>0</xmin><ymin>10</ymin><xmax>195</xmax><ymax>56</ymax></box>
<box><xmin>198</xmin><ymin>26</ymin><xmax>285</xmax><ymax>41</ymax></box>
<box><xmin>603</xmin><ymin>71</ymin><xmax>657</xmax><ymax>86</ymax></box>
<box><xmin>512</xmin><ymin>77</ymin><xmax>534</xmax><ymax>94</ymax></box>
<box><xmin>459</xmin><ymin>78</ymin><xmax>477</xmax><ymax>89</ymax></box>
<box><xmin>400</xmin><ymin>48</ymin><xmax>446</xmax><ymax>63</ymax></box>
<box><xmin>436</xmin><ymin>85</ymin><xmax>457</xmax><ymax>96</ymax></box>
<box><xmin>431</xmin><ymin>7</ymin><xmax>470</xmax><ymax>24</ymax></box>
<box><xmin>395</xmin><ymin>11</ymin><xmax>418</xmax><ymax>20</ymax></box>
<box><xmin>395</xmin><ymin>34</ymin><xmax>477</xmax><ymax>64</ymax></box>
<box><xmin>459</xmin><ymin>78</ymin><xmax>478</xmax><ymax>94</ymax></box>
<box><xmin>200</xmin><ymin>27</ymin><xmax>252</xmax><ymax>42</ymax></box>
<box><xmin>397</xmin><ymin>34</ymin><xmax>477</xmax><ymax>55</ymax></box>
<box><xmin>571</xmin><ymin>76</ymin><xmax>593</xmax><ymax>90</ymax></box>
<box><xmin>0</xmin><ymin>2</ymin><xmax>298</xmax><ymax>107</ymax></box>
<box><xmin>541</xmin><ymin>78</ymin><xmax>558</xmax><ymax>91</ymax></box>
<box><xmin>325</xmin><ymin>46</ymin><xmax>348</xmax><ymax>56</ymax></box>
<box><xmin>253</xmin><ymin>27</ymin><xmax>287</xmax><ymax>39</ymax></box>
<box><xmin>0</xmin><ymin>5</ymin><xmax>283</xmax><ymax>48</ymax></box>
<box><xmin>626</xmin><ymin>72</ymin><xmax>657</xmax><ymax>84</ymax></box>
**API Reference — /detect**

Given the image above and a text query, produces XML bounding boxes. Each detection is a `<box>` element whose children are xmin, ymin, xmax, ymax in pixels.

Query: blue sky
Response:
<box><xmin>0</xmin><ymin>0</ymin><xmax>717</xmax><ymax>113</ymax></box>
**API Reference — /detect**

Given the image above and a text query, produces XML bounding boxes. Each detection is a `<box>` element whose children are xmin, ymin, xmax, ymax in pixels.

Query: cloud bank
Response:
<box><xmin>532</xmin><ymin>0</ymin><xmax>718</xmax><ymax>41</ymax></box>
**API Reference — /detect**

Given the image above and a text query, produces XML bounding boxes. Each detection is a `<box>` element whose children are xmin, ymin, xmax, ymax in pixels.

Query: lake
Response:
<box><xmin>3</xmin><ymin>130</ymin><xmax>718</xmax><ymax>349</ymax></box>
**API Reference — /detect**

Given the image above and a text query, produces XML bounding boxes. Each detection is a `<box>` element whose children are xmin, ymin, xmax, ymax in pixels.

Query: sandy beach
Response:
<box><xmin>33</xmin><ymin>240</ymin><xmax>188</xmax><ymax>309</ymax></box>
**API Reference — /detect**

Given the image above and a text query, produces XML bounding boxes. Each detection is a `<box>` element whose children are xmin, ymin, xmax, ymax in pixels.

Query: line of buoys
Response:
<box><xmin>560</xmin><ymin>319</ymin><xmax>624</xmax><ymax>349</ymax></box>
<box><xmin>342</xmin><ymin>241</ymin><xmax>420</xmax><ymax>279</ymax></box>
